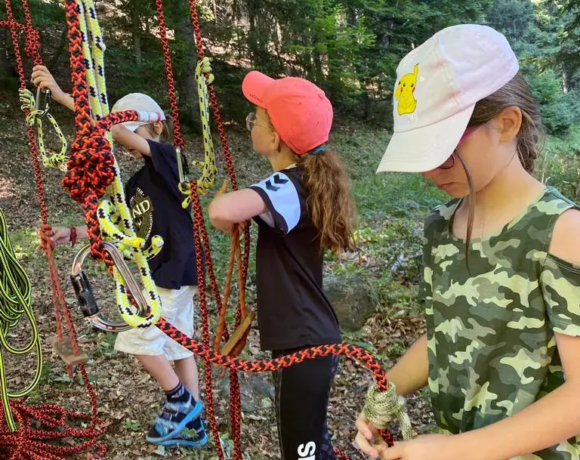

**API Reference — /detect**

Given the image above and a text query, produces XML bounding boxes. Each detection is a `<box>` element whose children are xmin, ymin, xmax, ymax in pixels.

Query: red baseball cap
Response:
<box><xmin>242</xmin><ymin>71</ymin><xmax>333</xmax><ymax>155</ymax></box>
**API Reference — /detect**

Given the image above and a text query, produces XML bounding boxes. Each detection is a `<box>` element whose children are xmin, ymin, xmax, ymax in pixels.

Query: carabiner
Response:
<box><xmin>70</xmin><ymin>270</ymin><xmax>99</xmax><ymax>318</ymax></box>
<box><xmin>71</xmin><ymin>242</ymin><xmax>151</xmax><ymax>333</ymax></box>
<box><xmin>35</xmin><ymin>86</ymin><xmax>51</xmax><ymax>118</ymax></box>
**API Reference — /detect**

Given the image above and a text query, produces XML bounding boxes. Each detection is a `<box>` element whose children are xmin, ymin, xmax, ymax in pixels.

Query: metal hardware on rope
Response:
<box><xmin>70</xmin><ymin>242</ymin><xmax>153</xmax><ymax>332</ymax></box>
<box><xmin>176</xmin><ymin>146</ymin><xmax>185</xmax><ymax>183</ymax></box>
<box><xmin>1</xmin><ymin>0</ymin><xmax>106</xmax><ymax>457</ymax></box>
<box><xmin>35</xmin><ymin>86</ymin><xmax>51</xmax><ymax>118</ymax></box>
<box><xmin>19</xmin><ymin>87</ymin><xmax>69</xmax><ymax>169</ymax></box>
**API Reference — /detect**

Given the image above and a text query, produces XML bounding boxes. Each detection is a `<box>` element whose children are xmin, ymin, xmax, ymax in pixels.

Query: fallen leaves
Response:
<box><xmin>1</xmin><ymin>112</ymin><xmax>434</xmax><ymax>459</ymax></box>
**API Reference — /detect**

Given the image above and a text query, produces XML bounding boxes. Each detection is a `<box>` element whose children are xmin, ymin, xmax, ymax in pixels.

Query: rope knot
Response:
<box><xmin>19</xmin><ymin>88</ymin><xmax>45</xmax><ymax>124</ymax></box>
<box><xmin>178</xmin><ymin>180</ymin><xmax>192</xmax><ymax>208</ymax></box>
<box><xmin>19</xmin><ymin>88</ymin><xmax>68</xmax><ymax>169</ymax></box>
<box><xmin>199</xmin><ymin>57</ymin><xmax>215</xmax><ymax>85</ymax></box>
<box><xmin>62</xmin><ymin>134</ymin><xmax>115</xmax><ymax>204</ymax></box>
<box><xmin>363</xmin><ymin>383</ymin><xmax>413</xmax><ymax>440</ymax></box>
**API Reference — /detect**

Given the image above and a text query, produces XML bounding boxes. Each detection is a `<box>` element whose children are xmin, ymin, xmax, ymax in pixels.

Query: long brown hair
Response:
<box><xmin>459</xmin><ymin>71</ymin><xmax>543</xmax><ymax>264</ymax></box>
<box><xmin>296</xmin><ymin>150</ymin><xmax>357</xmax><ymax>253</ymax></box>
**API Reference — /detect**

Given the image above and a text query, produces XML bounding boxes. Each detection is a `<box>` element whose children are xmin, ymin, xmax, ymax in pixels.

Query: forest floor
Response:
<box><xmin>0</xmin><ymin>101</ymin><xmax>442</xmax><ymax>459</ymax></box>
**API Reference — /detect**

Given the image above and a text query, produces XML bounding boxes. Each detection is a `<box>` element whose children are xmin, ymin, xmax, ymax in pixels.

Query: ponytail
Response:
<box><xmin>296</xmin><ymin>150</ymin><xmax>357</xmax><ymax>253</ymax></box>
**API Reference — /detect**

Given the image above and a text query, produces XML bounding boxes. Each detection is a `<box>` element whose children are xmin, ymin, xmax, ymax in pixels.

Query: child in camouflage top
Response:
<box><xmin>355</xmin><ymin>24</ymin><xmax>580</xmax><ymax>460</ymax></box>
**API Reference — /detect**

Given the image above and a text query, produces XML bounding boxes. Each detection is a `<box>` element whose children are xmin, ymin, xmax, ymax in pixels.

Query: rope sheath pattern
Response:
<box><xmin>1</xmin><ymin>0</ymin><xmax>106</xmax><ymax>457</ymax></box>
<box><xmin>0</xmin><ymin>0</ymin><xmax>410</xmax><ymax>457</ymax></box>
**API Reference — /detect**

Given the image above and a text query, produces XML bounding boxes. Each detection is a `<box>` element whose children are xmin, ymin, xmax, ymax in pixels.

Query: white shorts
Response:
<box><xmin>115</xmin><ymin>285</ymin><xmax>197</xmax><ymax>361</ymax></box>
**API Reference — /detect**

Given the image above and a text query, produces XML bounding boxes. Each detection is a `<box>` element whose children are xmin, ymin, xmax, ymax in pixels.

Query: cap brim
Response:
<box><xmin>120</xmin><ymin>122</ymin><xmax>142</xmax><ymax>133</ymax></box>
<box><xmin>242</xmin><ymin>71</ymin><xmax>275</xmax><ymax>108</ymax></box>
<box><xmin>377</xmin><ymin>105</ymin><xmax>475</xmax><ymax>173</ymax></box>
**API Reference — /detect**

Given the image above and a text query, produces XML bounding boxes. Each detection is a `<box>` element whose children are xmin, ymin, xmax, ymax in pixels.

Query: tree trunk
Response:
<box><xmin>0</xmin><ymin>28</ymin><xmax>13</xmax><ymax>79</ymax></box>
<box><xmin>248</xmin><ymin>0</ymin><xmax>260</xmax><ymax>66</ymax></box>
<box><xmin>0</xmin><ymin>27</ymin><xmax>18</xmax><ymax>91</ymax></box>
<box><xmin>313</xmin><ymin>49</ymin><xmax>324</xmax><ymax>83</ymax></box>
<box><xmin>47</xmin><ymin>26</ymin><xmax>69</xmax><ymax>71</ymax></box>
<box><xmin>175</xmin><ymin>1</ymin><xmax>199</xmax><ymax>131</ymax></box>
<box><xmin>130</xmin><ymin>0</ymin><xmax>142</xmax><ymax>66</ymax></box>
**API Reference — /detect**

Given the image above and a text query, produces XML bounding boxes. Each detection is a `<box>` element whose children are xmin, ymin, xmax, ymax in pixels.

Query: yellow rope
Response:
<box><xmin>179</xmin><ymin>57</ymin><xmax>218</xmax><ymax>207</ymax></box>
<box><xmin>76</xmin><ymin>0</ymin><xmax>161</xmax><ymax>328</ymax></box>
<box><xmin>19</xmin><ymin>88</ymin><xmax>68</xmax><ymax>170</ymax></box>
<box><xmin>0</xmin><ymin>208</ymin><xmax>42</xmax><ymax>431</ymax></box>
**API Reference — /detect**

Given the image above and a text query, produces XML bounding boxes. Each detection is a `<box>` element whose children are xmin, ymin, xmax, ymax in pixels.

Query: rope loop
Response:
<box><xmin>364</xmin><ymin>383</ymin><xmax>414</xmax><ymax>440</ymax></box>
<box><xmin>62</xmin><ymin>134</ymin><xmax>115</xmax><ymax>204</ymax></box>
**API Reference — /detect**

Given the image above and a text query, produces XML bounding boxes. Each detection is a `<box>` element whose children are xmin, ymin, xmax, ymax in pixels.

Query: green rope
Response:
<box><xmin>364</xmin><ymin>382</ymin><xmax>413</xmax><ymax>441</ymax></box>
<box><xmin>0</xmin><ymin>208</ymin><xmax>43</xmax><ymax>431</ymax></box>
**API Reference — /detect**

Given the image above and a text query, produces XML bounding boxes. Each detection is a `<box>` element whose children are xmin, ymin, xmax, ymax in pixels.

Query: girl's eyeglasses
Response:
<box><xmin>437</xmin><ymin>127</ymin><xmax>478</xmax><ymax>170</ymax></box>
<box><xmin>245</xmin><ymin>112</ymin><xmax>257</xmax><ymax>131</ymax></box>
<box><xmin>245</xmin><ymin>112</ymin><xmax>271</xmax><ymax>132</ymax></box>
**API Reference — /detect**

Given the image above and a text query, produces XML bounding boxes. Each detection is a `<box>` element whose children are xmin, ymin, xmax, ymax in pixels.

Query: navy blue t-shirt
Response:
<box><xmin>124</xmin><ymin>140</ymin><xmax>201</xmax><ymax>289</ymax></box>
<box><xmin>249</xmin><ymin>166</ymin><xmax>341</xmax><ymax>351</ymax></box>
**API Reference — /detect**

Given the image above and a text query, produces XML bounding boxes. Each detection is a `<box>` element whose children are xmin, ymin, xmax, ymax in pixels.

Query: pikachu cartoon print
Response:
<box><xmin>395</xmin><ymin>64</ymin><xmax>419</xmax><ymax>116</ymax></box>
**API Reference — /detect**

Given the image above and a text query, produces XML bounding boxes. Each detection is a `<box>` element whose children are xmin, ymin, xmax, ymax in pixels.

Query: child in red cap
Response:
<box><xmin>209</xmin><ymin>71</ymin><xmax>356</xmax><ymax>459</ymax></box>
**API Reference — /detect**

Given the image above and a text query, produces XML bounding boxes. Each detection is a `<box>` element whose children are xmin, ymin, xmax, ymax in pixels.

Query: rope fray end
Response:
<box><xmin>363</xmin><ymin>382</ymin><xmax>413</xmax><ymax>441</ymax></box>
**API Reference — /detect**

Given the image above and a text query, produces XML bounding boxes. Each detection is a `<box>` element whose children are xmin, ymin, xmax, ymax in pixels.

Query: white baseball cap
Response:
<box><xmin>111</xmin><ymin>93</ymin><xmax>166</xmax><ymax>132</ymax></box>
<box><xmin>377</xmin><ymin>24</ymin><xmax>519</xmax><ymax>173</ymax></box>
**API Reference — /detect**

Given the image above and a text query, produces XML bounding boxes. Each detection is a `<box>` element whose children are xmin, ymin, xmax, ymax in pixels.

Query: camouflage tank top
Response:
<box><xmin>422</xmin><ymin>187</ymin><xmax>580</xmax><ymax>459</ymax></box>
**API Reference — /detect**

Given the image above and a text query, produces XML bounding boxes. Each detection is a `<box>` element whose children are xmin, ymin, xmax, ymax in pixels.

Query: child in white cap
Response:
<box><xmin>32</xmin><ymin>66</ymin><xmax>207</xmax><ymax>449</ymax></box>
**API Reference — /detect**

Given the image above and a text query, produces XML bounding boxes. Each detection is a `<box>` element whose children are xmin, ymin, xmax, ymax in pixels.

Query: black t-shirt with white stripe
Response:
<box><xmin>250</xmin><ymin>166</ymin><xmax>341</xmax><ymax>351</ymax></box>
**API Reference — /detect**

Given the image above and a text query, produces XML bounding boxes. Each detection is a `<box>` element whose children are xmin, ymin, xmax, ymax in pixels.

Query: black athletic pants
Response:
<box><xmin>272</xmin><ymin>347</ymin><xmax>339</xmax><ymax>460</ymax></box>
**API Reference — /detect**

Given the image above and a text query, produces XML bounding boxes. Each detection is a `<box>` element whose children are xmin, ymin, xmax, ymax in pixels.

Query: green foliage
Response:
<box><xmin>2</xmin><ymin>0</ymin><xmax>580</xmax><ymax>133</ymax></box>
<box><xmin>540</xmin><ymin>125</ymin><xmax>580</xmax><ymax>200</ymax></box>
<box><xmin>529</xmin><ymin>69</ymin><xmax>574</xmax><ymax>134</ymax></box>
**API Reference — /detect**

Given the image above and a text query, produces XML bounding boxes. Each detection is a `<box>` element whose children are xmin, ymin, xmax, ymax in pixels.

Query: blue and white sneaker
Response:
<box><xmin>146</xmin><ymin>395</ymin><xmax>203</xmax><ymax>444</ymax></box>
<box><xmin>158</xmin><ymin>417</ymin><xmax>208</xmax><ymax>448</ymax></box>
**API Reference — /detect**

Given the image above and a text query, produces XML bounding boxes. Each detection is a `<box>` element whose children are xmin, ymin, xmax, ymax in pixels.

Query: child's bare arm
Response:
<box><xmin>208</xmin><ymin>189</ymin><xmax>267</xmax><ymax>233</ymax></box>
<box><xmin>110</xmin><ymin>124</ymin><xmax>151</xmax><ymax>156</ymax></box>
<box><xmin>31</xmin><ymin>65</ymin><xmax>74</xmax><ymax>112</ymax></box>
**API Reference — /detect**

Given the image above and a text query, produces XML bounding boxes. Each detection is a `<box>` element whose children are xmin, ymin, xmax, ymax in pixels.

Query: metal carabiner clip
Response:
<box><xmin>70</xmin><ymin>269</ymin><xmax>99</xmax><ymax>318</ymax></box>
<box><xmin>35</xmin><ymin>86</ymin><xmax>51</xmax><ymax>118</ymax></box>
<box><xmin>71</xmin><ymin>242</ymin><xmax>150</xmax><ymax>333</ymax></box>
<box><xmin>175</xmin><ymin>146</ymin><xmax>185</xmax><ymax>183</ymax></box>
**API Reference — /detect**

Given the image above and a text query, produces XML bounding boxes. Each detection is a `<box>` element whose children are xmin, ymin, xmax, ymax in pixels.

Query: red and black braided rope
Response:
<box><xmin>155</xmin><ymin>316</ymin><xmax>395</xmax><ymax>448</ymax></box>
<box><xmin>57</xmin><ymin>1</ymin><xmax>397</xmax><ymax>459</ymax></box>
<box><xmin>0</xmin><ymin>0</ymin><xmax>106</xmax><ymax>458</ymax></box>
